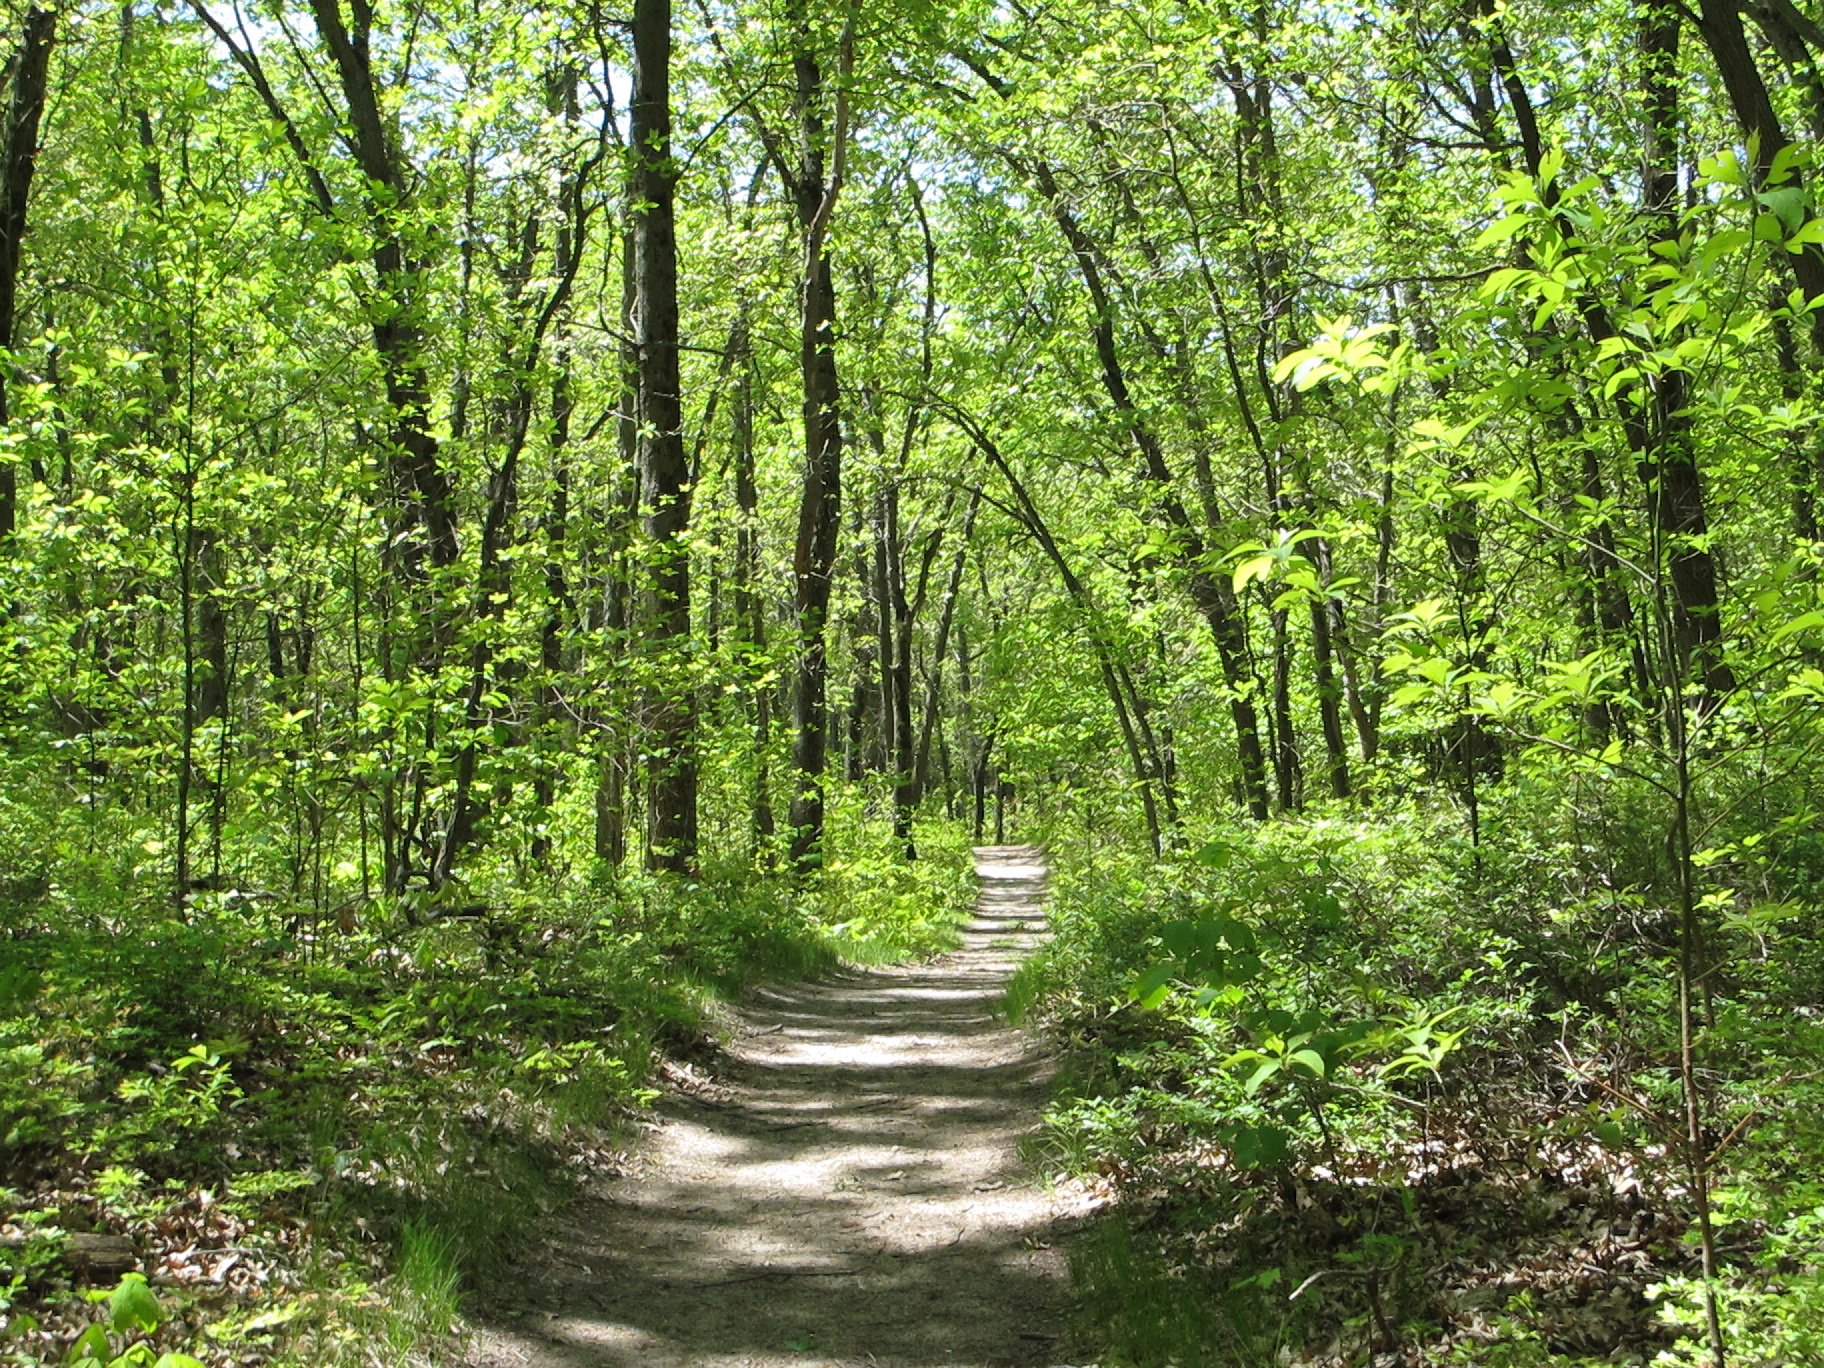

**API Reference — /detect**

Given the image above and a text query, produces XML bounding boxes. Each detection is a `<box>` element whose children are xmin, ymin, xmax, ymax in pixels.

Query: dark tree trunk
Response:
<box><xmin>631</xmin><ymin>0</ymin><xmax>697</xmax><ymax>873</ymax></box>
<box><xmin>533</xmin><ymin>374</ymin><xmax>571</xmax><ymax>870</ymax></box>
<box><xmin>532</xmin><ymin>65</ymin><xmax>585</xmax><ymax>871</ymax></box>
<box><xmin>965</xmin><ymin>423</ymin><xmax>1166</xmax><ymax>854</ymax></box>
<box><xmin>1638</xmin><ymin>0</ymin><xmax>1738</xmax><ymax>701</ymax></box>
<box><xmin>879</xmin><ymin>482</ymin><xmax>917</xmax><ymax>857</ymax></box>
<box><xmin>1308</xmin><ymin>540</ymin><xmax>1351</xmax><ymax>799</ymax></box>
<box><xmin>1023</xmin><ymin>162</ymin><xmax>1269</xmax><ymax>819</ymax></box>
<box><xmin>1267</xmin><ymin>600</ymin><xmax>1299</xmax><ymax>810</ymax></box>
<box><xmin>593</xmin><ymin>218</ymin><xmax>642</xmax><ymax>872</ymax></box>
<box><xmin>306</xmin><ymin>0</ymin><xmax>459</xmax><ymax>590</ymax></box>
<box><xmin>785</xmin><ymin>7</ymin><xmax>848</xmax><ymax>870</ymax></box>
<box><xmin>0</xmin><ymin>7</ymin><xmax>52</xmax><ymax>546</ymax></box>
<box><xmin>1480</xmin><ymin>0</ymin><xmax>1735</xmax><ymax>703</ymax></box>
<box><xmin>731</xmin><ymin>328</ymin><xmax>776</xmax><ymax>850</ymax></box>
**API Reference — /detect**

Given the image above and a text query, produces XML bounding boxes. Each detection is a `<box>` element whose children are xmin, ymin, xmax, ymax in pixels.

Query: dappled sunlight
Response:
<box><xmin>467</xmin><ymin>847</ymin><xmax>1085</xmax><ymax>1368</ymax></box>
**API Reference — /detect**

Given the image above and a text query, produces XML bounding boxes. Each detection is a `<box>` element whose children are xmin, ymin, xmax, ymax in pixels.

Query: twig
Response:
<box><xmin>695</xmin><ymin>1267</ymin><xmax>858</xmax><ymax>1287</ymax></box>
<box><xmin>1288</xmin><ymin>1269</ymin><xmax>1338</xmax><ymax>1300</ymax></box>
<box><xmin>1556</xmin><ymin>1041</ymin><xmax>1679</xmax><ymax>1141</ymax></box>
<box><xmin>1708</xmin><ymin>1109</ymin><xmax>1762</xmax><ymax>1167</ymax></box>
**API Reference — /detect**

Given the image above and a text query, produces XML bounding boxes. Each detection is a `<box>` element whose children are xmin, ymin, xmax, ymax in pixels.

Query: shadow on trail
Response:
<box><xmin>466</xmin><ymin>846</ymin><xmax>1076</xmax><ymax>1368</ymax></box>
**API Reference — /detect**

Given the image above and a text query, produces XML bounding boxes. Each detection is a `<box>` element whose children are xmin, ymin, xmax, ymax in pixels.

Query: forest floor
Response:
<box><xmin>461</xmin><ymin>845</ymin><xmax>1093</xmax><ymax>1368</ymax></box>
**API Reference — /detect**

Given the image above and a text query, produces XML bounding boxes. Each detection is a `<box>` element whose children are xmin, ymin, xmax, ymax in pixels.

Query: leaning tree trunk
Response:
<box><xmin>1029</xmin><ymin>163</ymin><xmax>1270</xmax><ymax>819</ymax></box>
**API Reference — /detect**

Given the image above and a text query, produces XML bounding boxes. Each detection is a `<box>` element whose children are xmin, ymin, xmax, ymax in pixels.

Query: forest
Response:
<box><xmin>4</xmin><ymin>0</ymin><xmax>1824</xmax><ymax>1362</ymax></box>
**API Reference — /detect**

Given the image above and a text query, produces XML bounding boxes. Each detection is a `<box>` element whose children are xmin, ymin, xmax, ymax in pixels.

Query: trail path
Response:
<box><xmin>466</xmin><ymin>845</ymin><xmax>1080</xmax><ymax>1368</ymax></box>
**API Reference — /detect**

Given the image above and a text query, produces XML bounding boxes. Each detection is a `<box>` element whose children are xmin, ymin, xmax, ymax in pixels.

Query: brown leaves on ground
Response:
<box><xmin>1</xmin><ymin>1177</ymin><xmax>305</xmax><ymax>1366</ymax></box>
<box><xmin>1093</xmin><ymin>1079</ymin><xmax>1714</xmax><ymax>1367</ymax></box>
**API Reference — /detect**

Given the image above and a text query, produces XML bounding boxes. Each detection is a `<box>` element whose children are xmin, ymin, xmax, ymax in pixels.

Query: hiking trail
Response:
<box><xmin>465</xmin><ymin>844</ymin><xmax>1087</xmax><ymax>1368</ymax></box>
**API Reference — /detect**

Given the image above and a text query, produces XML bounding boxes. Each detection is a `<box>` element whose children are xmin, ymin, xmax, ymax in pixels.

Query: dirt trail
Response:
<box><xmin>465</xmin><ymin>845</ymin><xmax>1082</xmax><ymax>1368</ymax></box>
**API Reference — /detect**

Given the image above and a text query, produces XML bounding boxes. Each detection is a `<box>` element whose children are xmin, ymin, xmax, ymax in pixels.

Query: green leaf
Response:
<box><xmin>1244</xmin><ymin>1059</ymin><xmax>1280</xmax><ymax>1095</ymax></box>
<box><xmin>1787</xmin><ymin>220</ymin><xmax>1824</xmax><ymax>253</ymax></box>
<box><xmin>1472</xmin><ymin>214</ymin><xmax>1529</xmax><ymax>249</ymax></box>
<box><xmin>66</xmin><ymin>1324</ymin><xmax>110</xmax><ymax>1365</ymax></box>
<box><xmin>1218</xmin><ymin>917</ymin><xmax>1257</xmax><ymax>953</ymax></box>
<box><xmin>1225</xmin><ymin>952</ymin><xmax>1262</xmax><ymax>983</ymax></box>
<box><xmin>1697</xmin><ymin>149</ymin><xmax>1747</xmax><ymax>187</ymax></box>
<box><xmin>1130</xmin><ymin>964</ymin><xmax>1174</xmax><ymax>1009</ymax></box>
<box><xmin>1232</xmin><ymin>554</ymin><xmax>1274</xmax><ymax>595</ymax></box>
<box><xmin>1773</xmin><ymin>610</ymin><xmax>1824</xmax><ymax>642</ymax></box>
<box><xmin>1769</xmin><ymin>141</ymin><xmax>1807</xmax><ymax>186</ymax></box>
<box><xmin>1193</xmin><ymin>840</ymin><xmax>1232</xmax><ymax>868</ymax></box>
<box><xmin>1759</xmin><ymin>186</ymin><xmax>1809</xmax><ymax>232</ymax></box>
<box><xmin>1230</xmin><ymin>1123</ymin><xmax>1293</xmax><ymax>1168</ymax></box>
<box><xmin>1289</xmin><ymin>1048</ymin><xmax>1327</xmax><ymax>1077</ymax></box>
<box><xmin>1230</xmin><ymin>1265</ymin><xmax>1283</xmax><ymax>1290</ymax></box>
<box><xmin>107</xmin><ymin>1274</ymin><xmax>160</xmax><ymax>1335</ymax></box>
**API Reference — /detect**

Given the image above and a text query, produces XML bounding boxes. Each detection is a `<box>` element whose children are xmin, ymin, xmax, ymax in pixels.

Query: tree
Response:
<box><xmin>631</xmin><ymin>0</ymin><xmax>697</xmax><ymax>873</ymax></box>
<box><xmin>0</xmin><ymin>5</ymin><xmax>51</xmax><ymax>548</ymax></box>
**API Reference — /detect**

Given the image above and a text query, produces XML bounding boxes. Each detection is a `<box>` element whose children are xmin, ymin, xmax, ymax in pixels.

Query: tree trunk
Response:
<box><xmin>965</xmin><ymin>421</ymin><xmax>1167</xmax><ymax>854</ymax></box>
<box><xmin>0</xmin><ymin>7</ymin><xmax>52</xmax><ymax>546</ymax></box>
<box><xmin>1022</xmin><ymin>162</ymin><xmax>1269</xmax><ymax>819</ymax></box>
<box><xmin>785</xmin><ymin>6</ymin><xmax>849</xmax><ymax>870</ymax></box>
<box><xmin>915</xmin><ymin>488</ymin><xmax>980</xmax><ymax>798</ymax></box>
<box><xmin>632</xmin><ymin>0</ymin><xmax>697</xmax><ymax>874</ymax></box>
<box><xmin>306</xmin><ymin>0</ymin><xmax>459</xmax><ymax>589</ymax></box>
<box><xmin>1483</xmin><ymin>0</ymin><xmax>1734</xmax><ymax>703</ymax></box>
<box><xmin>731</xmin><ymin>328</ymin><xmax>776</xmax><ymax>851</ymax></box>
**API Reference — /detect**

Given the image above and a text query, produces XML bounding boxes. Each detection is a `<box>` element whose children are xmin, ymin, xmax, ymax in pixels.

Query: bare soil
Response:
<box><xmin>464</xmin><ymin>845</ymin><xmax>1087</xmax><ymax>1368</ymax></box>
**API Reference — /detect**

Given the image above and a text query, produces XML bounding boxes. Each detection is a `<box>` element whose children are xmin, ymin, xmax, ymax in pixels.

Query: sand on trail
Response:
<box><xmin>463</xmin><ymin>845</ymin><xmax>1086</xmax><ymax>1368</ymax></box>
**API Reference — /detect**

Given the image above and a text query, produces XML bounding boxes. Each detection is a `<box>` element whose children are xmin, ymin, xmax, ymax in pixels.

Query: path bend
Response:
<box><xmin>466</xmin><ymin>844</ymin><xmax>1076</xmax><ymax>1368</ymax></box>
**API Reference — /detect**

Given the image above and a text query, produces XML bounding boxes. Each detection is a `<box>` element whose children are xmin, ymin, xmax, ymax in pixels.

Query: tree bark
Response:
<box><xmin>731</xmin><ymin>324</ymin><xmax>777</xmax><ymax>851</ymax></box>
<box><xmin>914</xmin><ymin>488</ymin><xmax>980</xmax><ymax>799</ymax></box>
<box><xmin>0</xmin><ymin>7</ymin><xmax>53</xmax><ymax>546</ymax></box>
<box><xmin>632</xmin><ymin>0</ymin><xmax>697</xmax><ymax>873</ymax></box>
<box><xmin>962</xmin><ymin>419</ymin><xmax>1167</xmax><ymax>854</ymax></box>
<box><xmin>1640</xmin><ymin>1</ymin><xmax>1732</xmax><ymax>702</ymax></box>
<box><xmin>785</xmin><ymin>5</ymin><xmax>850</xmax><ymax>869</ymax></box>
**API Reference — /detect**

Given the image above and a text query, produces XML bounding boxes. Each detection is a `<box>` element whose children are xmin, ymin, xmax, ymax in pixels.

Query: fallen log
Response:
<box><xmin>0</xmin><ymin>1230</ymin><xmax>137</xmax><ymax>1275</ymax></box>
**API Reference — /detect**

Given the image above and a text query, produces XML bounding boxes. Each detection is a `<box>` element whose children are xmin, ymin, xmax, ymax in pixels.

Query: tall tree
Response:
<box><xmin>631</xmin><ymin>0</ymin><xmax>697</xmax><ymax>873</ymax></box>
<box><xmin>0</xmin><ymin>6</ymin><xmax>52</xmax><ymax>547</ymax></box>
<box><xmin>782</xmin><ymin>1</ymin><xmax>852</xmax><ymax>868</ymax></box>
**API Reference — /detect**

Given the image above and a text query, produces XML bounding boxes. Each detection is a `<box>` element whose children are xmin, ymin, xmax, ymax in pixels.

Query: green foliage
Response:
<box><xmin>0</xmin><ymin>797</ymin><xmax>972</xmax><ymax>1364</ymax></box>
<box><xmin>1020</xmin><ymin>784</ymin><xmax>1824</xmax><ymax>1364</ymax></box>
<box><xmin>9</xmin><ymin>0</ymin><xmax>1824</xmax><ymax>1362</ymax></box>
<box><xmin>46</xmin><ymin>1274</ymin><xmax>206</xmax><ymax>1368</ymax></box>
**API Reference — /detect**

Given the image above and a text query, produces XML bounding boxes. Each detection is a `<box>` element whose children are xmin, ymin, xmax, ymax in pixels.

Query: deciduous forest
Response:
<box><xmin>5</xmin><ymin>0</ymin><xmax>1824</xmax><ymax>1363</ymax></box>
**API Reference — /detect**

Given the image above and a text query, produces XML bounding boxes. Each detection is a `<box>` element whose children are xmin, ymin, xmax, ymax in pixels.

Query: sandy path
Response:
<box><xmin>464</xmin><ymin>845</ymin><xmax>1077</xmax><ymax>1368</ymax></box>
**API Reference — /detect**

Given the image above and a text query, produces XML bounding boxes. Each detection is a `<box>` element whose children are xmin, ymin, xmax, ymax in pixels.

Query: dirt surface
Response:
<box><xmin>464</xmin><ymin>845</ymin><xmax>1088</xmax><ymax>1368</ymax></box>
